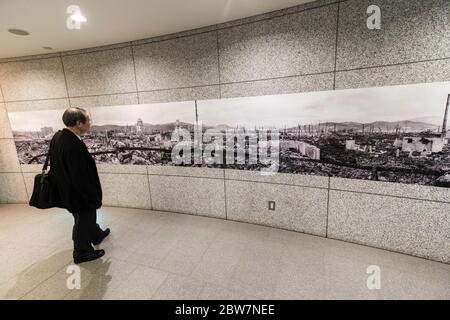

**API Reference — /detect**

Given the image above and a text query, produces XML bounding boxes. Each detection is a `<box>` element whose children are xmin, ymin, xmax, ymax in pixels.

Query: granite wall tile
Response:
<box><xmin>225</xmin><ymin>180</ymin><xmax>328</xmax><ymax>236</ymax></box>
<box><xmin>20</xmin><ymin>166</ymin><xmax>150</xmax><ymax>205</ymax></box>
<box><xmin>62</xmin><ymin>47</ymin><xmax>136</xmax><ymax>97</ymax></box>
<box><xmin>138</xmin><ymin>86</ymin><xmax>220</xmax><ymax>104</ymax></box>
<box><xmin>148</xmin><ymin>175</ymin><xmax>226</xmax><ymax>218</ymax></box>
<box><xmin>336</xmin><ymin>0</ymin><xmax>450</xmax><ymax>70</ymax></box>
<box><xmin>0</xmin><ymin>103</ymin><xmax>12</xmax><ymax>138</ymax></box>
<box><xmin>218</xmin><ymin>4</ymin><xmax>338</xmax><ymax>83</ymax></box>
<box><xmin>221</xmin><ymin>73</ymin><xmax>334</xmax><ymax>98</ymax></box>
<box><xmin>23</xmin><ymin>161</ymin><xmax>148</xmax><ymax>175</ymax></box>
<box><xmin>328</xmin><ymin>190</ymin><xmax>450</xmax><ymax>264</ymax></box>
<box><xmin>21</xmin><ymin>172</ymin><xmax>37</xmax><ymax>202</ymax></box>
<box><xmin>0</xmin><ymin>173</ymin><xmax>28</xmax><ymax>203</ymax></box>
<box><xmin>148</xmin><ymin>165</ymin><xmax>224</xmax><ymax>179</ymax></box>
<box><xmin>132</xmin><ymin>25</ymin><xmax>217</xmax><ymax>46</ymax></box>
<box><xmin>70</xmin><ymin>93</ymin><xmax>138</xmax><ymax>109</ymax></box>
<box><xmin>330</xmin><ymin>177</ymin><xmax>450</xmax><ymax>204</ymax></box>
<box><xmin>0</xmin><ymin>139</ymin><xmax>21</xmax><ymax>172</ymax></box>
<box><xmin>99</xmin><ymin>173</ymin><xmax>151</xmax><ymax>209</ymax></box>
<box><xmin>20</xmin><ymin>164</ymin><xmax>43</xmax><ymax>173</ymax></box>
<box><xmin>0</xmin><ymin>53</ymin><xmax>60</xmax><ymax>63</ymax></box>
<box><xmin>225</xmin><ymin>169</ymin><xmax>328</xmax><ymax>189</ymax></box>
<box><xmin>133</xmin><ymin>31</ymin><xmax>219</xmax><ymax>91</ymax></box>
<box><xmin>0</xmin><ymin>57</ymin><xmax>67</xmax><ymax>101</ymax></box>
<box><xmin>335</xmin><ymin>59</ymin><xmax>450</xmax><ymax>90</ymax></box>
<box><xmin>96</xmin><ymin>164</ymin><xmax>147</xmax><ymax>174</ymax></box>
<box><xmin>5</xmin><ymin>98</ymin><xmax>70</xmax><ymax>112</ymax></box>
<box><xmin>60</xmin><ymin>42</ymin><xmax>131</xmax><ymax>56</ymax></box>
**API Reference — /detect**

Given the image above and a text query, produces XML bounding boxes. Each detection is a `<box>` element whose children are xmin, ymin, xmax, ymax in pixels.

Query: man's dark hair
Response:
<box><xmin>62</xmin><ymin>107</ymin><xmax>88</xmax><ymax>127</ymax></box>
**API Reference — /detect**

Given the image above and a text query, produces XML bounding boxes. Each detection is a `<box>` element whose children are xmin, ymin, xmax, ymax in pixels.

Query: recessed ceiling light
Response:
<box><xmin>70</xmin><ymin>12</ymin><xmax>87</xmax><ymax>22</ymax></box>
<box><xmin>43</xmin><ymin>46</ymin><xmax>53</xmax><ymax>50</ymax></box>
<box><xmin>8</xmin><ymin>28</ymin><xmax>30</xmax><ymax>36</ymax></box>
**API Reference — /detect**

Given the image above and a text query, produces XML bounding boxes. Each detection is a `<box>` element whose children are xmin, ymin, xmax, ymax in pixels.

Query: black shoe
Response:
<box><xmin>74</xmin><ymin>249</ymin><xmax>105</xmax><ymax>264</ymax></box>
<box><xmin>92</xmin><ymin>228</ymin><xmax>110</xmax><ymax>246</ymax></box>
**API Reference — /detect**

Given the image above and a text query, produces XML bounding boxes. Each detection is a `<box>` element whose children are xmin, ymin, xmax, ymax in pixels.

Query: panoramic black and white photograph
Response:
<box><xmin>8</xmin><ymin>109</ymin><xmax>66</xmax><ymax>165</ymax></box>
<box><xmin>197</xmin><ymin>81</ymin><xmax>450</xmax><ymax>187</ymax></box>
<box><xmin>9</xmin><ymin>101</ymin><xmax>196</xmax><ymax>166</ymax></box>
<box><xmin>8</xmin><ymin>81</ymin><xmax>450</xmax><ymax>187</ymax></box>
<box><xmin>88</xmin><ymin>101</ymin><xmax>196</xmax><ymax>165</ymax></box>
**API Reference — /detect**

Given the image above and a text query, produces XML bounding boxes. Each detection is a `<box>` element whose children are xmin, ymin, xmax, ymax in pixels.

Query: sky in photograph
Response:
<box><xmin>8</xmin><ymin>109</ymin><xmax>66</xmax><ymax>132</ymax></box>
<box><xmin>7</xmin><ymin>81</ymin><xmax>450</xmax><ymax>132</ymax></box>
<box><xmin>90</xmin><ymin>100</ymin><xmax>196</xmax><ymax>126</ymax></box>
<box><xmin>197</xmin><ymin>81</ymin><xmax>450</xmax><ymax>128</ymax></box>
<box><xmin>8</xmin><ymin>101</ymin><xmax>196</xmax><ymax>132</ymax></box>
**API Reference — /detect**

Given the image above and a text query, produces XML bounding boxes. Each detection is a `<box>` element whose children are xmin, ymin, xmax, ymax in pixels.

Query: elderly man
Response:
<box><xmin>49</xmin><ymin>107</ymin><xmax>110</xmax><ymax>264</ymax></box>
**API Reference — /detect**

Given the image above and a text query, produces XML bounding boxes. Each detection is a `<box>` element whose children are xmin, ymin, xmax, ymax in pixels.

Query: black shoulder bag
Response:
<box><xmin>29</xmin><ymin>134</ymin><xmax>62</xmax><ymax>209</ymax></box>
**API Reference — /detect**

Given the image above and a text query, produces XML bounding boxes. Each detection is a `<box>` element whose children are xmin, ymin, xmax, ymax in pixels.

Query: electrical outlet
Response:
<box><xmin>268</xmin><ymin>201</ymin><xmax>276</xmax><ymax>211</ymax></box>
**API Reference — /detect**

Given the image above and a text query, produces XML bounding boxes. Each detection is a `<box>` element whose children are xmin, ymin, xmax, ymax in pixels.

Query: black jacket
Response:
<box><xmin>49</xmin><ymin>128</ymin><xmax>102</xmax><ymax>213</ymax></box>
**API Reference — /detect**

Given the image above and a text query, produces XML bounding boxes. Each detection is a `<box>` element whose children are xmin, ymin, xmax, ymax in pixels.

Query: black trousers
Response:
<box><xmin>71</xmin><ymin>209</ymin><xmax>102</xmax><ymax>255</ymax></box>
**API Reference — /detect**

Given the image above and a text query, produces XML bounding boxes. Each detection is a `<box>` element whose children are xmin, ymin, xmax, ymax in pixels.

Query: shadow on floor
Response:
<box><xmin>6</xmin><ymin>250</ymin><xmax>113</xmax><ymax>299</ymax></box>
<box><xmin>67</xmin><ymin>257</ymin><xmax>113</xmax><ymax>300</ymax></box>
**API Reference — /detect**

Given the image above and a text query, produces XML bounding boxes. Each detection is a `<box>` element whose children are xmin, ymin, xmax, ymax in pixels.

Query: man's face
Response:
<box><xmin>77</xmin><ymin>113</ymin><xmax>91</xmax><ymax>134</ymax></box>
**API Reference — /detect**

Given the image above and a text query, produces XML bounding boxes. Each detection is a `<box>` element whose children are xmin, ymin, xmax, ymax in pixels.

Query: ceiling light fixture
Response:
<box><xmin>8</xmin><ymin>29</ymin><xmax>29</xmax><ymax>36</ymax></box>
<box><xmin>70</xmin><ymin>12</ymin><xmax>87</xmax><ymax>23</ymax></box>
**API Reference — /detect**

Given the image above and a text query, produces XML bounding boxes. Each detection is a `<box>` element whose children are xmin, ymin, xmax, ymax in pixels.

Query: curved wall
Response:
<box><xmin>1</xmin><ymin>0</ymin><xmax>449</xmax><ymax>263</ymax></box>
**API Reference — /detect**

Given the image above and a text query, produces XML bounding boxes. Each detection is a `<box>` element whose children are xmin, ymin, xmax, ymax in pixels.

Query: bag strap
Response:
<box><xmin>41</xmin><ymin>130</ymin><xmax>61</xmax><ymax>174</ymax></box>
<box><xmin>41</xmin><ymin>151</ymin><xmax>50</xmax><ymax>174</ymax></box>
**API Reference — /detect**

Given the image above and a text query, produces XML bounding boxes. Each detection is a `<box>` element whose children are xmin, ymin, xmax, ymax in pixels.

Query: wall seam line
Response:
<box><xmin>130</xmin><ymin>45</ymin><xmax>140</xmax><ymax>104</ymax></box>
<box><xmin>144</xmin><ymin>172</ymin><xmax>450</xmax><ymax>204</ymax></box>
<box><xmin>0</xmin><ymin>1</ymin><xmax>350</xmax><ymax>63</ymax></box>
<box><xmin>59</xmin><ymin>54</ymin><xmax>72</xmax><ymax>107</ymax></box>
<box><xmin>329</xmin><ymin>188</ymin><xmax>450</xmax><ymax>205</ymax></box>
<box><xmin>325</xmin><ymin>176</ymin><xmax>331</xmax><ymax>238</ymax></box>
<box><xmin>216</xmin><ymin>0</ymin><xmax>347</xmax><ymax>32</ymax></box>
<box><xmin>58</xmin><ymin>43</ymin><xmax>132</xmax><ymax>58</ymax></box>
<box><xmin>132</xmin><ymin>29</ymin><xmax>217</xmax><ymax>48</ymax></box>
<box><xmin>5</xmin><ymin>53</ymin><xmax>450</xmax><ymax>105</ymax></box>
<box><xmin>97</xmin><ymin>172</ymin><xmax>148</xmax><ymax>175</ymax></box>
<box><xmin>0</xmin><ymin>83</ymin><xmax>29</xmax><ymax>202</ymax></box>
<box><xmin>336</xmin><ymin>56</ymin><xmax>450</xmax><ymax>73</ymax></box>
<box><xmin>1</xmin><ymin>70</ymin><xmax>334</xmax><ymax>104</ymax></box>
<box><xmin>147</xmin><ymin>173</ymin><xmax>224</xmax><ymax>180</ymax></box>
<box><xmin>139</xmin><ymin>172</ymin><xmax>331</xmax><ymax>190</ymax></box>
<box><xmin>4</xmin><ymin>97</ymin><xmax>70</xmax><ymax>105</ymax></box>
<box><xmin>223</xmin><ymin>169</ymin><xmax>227</xmax><ymax>220</ymax></box>
<box><xmin>7</xmin><ymin>167</ymin><xmax>444</xmax><ymax>205</ymax></box>
<box><xmin>333</xmin><ymin>2</ymin><xmax>340</xmax><ymax>90</ymax></box>
<box><xmin>0</xmin><ymin>54</ymin><xmax>62</xmax><ymax>65</ymax></box>
<box><xmin>0</xmin><ymin>82</ymin><xmax>6</xmax><ymax>104</ymax></box>
<box><xmin>218</xmin><ymin>71</ymin><xmax>335</xmax><ymax>89</ymax></box>
<box><xmin>146</xmin><ymin>165</ymin><xmax>153</xmax><ymax>210</ymax></box>
<box><xmin>21</xmin><ymin>171</ymin><xmax>29</xmax><ymax>199</ymax></box>
<box><xmin>323</xmin><ymin>232</ymin><xmax>447</xmax><ymax>265</ymax></box>
<box><xmin>215</xmin><ymin>27</ymin><xmax>222</xmax><ymax>99</ymax></box>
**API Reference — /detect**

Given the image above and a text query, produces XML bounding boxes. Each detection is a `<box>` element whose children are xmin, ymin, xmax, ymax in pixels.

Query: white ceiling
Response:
<box><xmin>0</xmin><ymin>0</ymin><xmax>315</xmax><ymax>59</ymax></box>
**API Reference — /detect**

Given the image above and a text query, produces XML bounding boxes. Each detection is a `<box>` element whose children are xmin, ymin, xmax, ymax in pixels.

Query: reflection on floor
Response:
<box><xmin>0</xmin><ymin>204</ymin><xmax>449</xmax><ymax>300</ymax></box>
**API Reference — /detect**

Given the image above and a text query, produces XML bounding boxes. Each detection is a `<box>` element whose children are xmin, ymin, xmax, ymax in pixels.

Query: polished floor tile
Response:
<box><xmin>0</xmin><ymin>204</ymin><xmax>449</xmax><ymax>300</ymax></box>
